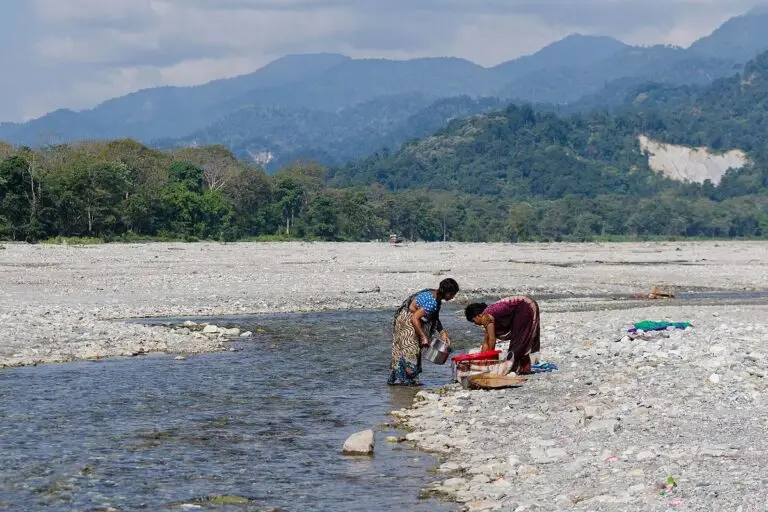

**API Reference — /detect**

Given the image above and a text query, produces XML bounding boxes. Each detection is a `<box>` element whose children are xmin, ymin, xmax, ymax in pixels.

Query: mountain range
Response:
<box><xmin>330</xmin><ymin>48</ymin><xmax>768</xmax><ymax>201</ymax></box>
<box><xmin>1</xmin><ymin>7</ymin><xmax>768</xmax><ymax>171</ymax></box>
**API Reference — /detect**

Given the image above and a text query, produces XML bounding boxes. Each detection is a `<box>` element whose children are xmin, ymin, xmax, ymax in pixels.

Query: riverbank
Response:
<box><xmin>1</xmin><ymin>240</ymin><xmax>766</xmax><ymax>367</ymax></box>
<box><xmin>396</xmin><ymin>303</ymin><xmax>768</xmax><ymax>511</ymax></box>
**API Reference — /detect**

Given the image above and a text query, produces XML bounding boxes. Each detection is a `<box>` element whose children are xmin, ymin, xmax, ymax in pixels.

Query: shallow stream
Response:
<box><xmin>0</xmin><ymin>309</ymin><xmax>469</xmax><ymax>511</ymax></box>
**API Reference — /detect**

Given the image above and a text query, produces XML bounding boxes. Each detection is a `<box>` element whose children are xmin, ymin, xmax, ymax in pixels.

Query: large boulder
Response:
<box><xmin>342</xmin><ymin>429</ymin><xmax>375</xmax><ymax>455</ymax></box>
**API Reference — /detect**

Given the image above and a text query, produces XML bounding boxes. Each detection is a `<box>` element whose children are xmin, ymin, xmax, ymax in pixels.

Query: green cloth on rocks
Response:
<box><xmin>631</xmin><ymin>320</ymin><xmax>693</xmax><ymax>332</ymax></box>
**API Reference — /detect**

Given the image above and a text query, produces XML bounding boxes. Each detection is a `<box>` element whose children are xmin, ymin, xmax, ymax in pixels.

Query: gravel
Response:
<box><xmin>1</xmin><ymin>240</ymin><xmax>767</xmax><ymax>510</ymax></box>
<box><xmin>1</xmin><ymin>240</ymin><xmax>765</xmax><ymax>369</ymax></box>
<box><xmin>399</xmin><ymin>303</ymin><xmax>768</xmax><ymax>510</ymax></box>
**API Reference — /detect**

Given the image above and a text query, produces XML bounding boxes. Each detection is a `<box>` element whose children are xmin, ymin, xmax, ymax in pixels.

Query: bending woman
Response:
<box><xmin>389</xmin><ymin>278</ymin><xmax>459</xmax><ymax>386</ymax></box>
<box><xmin>464</xmin><ymin>296</ymin><xmax>540</xmax><ymax>374</ymax></box>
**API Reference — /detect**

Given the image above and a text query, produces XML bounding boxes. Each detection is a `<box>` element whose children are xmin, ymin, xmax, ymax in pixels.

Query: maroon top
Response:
<box><xmin>484</xmin><ymin>296</ymin><xmax>540</xmax><ymax>373</ymax></box>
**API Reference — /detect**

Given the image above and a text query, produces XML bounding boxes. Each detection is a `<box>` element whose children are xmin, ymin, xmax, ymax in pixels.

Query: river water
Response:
<box><xmin>0</xmin><ymin>309</ymin><xmax>472</xmax><ymax>512</ymax></box>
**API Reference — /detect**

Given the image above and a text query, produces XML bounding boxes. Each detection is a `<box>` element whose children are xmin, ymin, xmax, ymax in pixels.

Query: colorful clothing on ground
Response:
<box><xmin>483</xmin><ymin>296</ymin><xmax>540</xmax><ymax>374</ymax></box>
<box><xmin>388</xmin><ymin>289</ymin><xmax>444</xmax><ymax>386</ymax></box>
<box><xmin>628</xmin><ymin>320</ymin><xmax>693</xmax><ymax>333</ymax></box>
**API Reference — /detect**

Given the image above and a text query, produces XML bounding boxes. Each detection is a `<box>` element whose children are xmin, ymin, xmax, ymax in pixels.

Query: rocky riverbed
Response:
<box><xmin>1</xmin><ymin>240</ymin><xmax>767</xmax><ymax>510</ymax></box>
<box><xmin>396</xmin><ymin>304</ymin><xmax>768</xmax><ymax>511</ymax></box>
<box><xmin>0</xmin><ymin>240</ymin><xmax>766</xmax><ymax>368</ymax></box>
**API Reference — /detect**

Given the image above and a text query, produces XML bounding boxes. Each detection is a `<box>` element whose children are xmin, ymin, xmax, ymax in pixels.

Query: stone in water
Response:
<box><xmin>342</xmin><ymin>429</ymin><xmax>375</xmax><ymax>455</ymax></box>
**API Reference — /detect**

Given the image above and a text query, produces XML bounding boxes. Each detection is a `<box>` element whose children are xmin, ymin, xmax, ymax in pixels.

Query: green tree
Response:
<box><xmin>305</xmin><ymin>193</ymin><xmax>339</xmax><ymax>239</ymax></box>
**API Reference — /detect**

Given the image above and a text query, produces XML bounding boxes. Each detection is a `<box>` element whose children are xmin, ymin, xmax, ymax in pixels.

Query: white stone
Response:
<box><xmin>710</xmin><ymin>346</ymin><xmax>727</xmax><ymax>356</ymax></box>
<box><xmin>635</xmin><ymin>450</ymin><xmax>655</xmax><ymax>461</ymax></box>
<box><xmin>438</xmin><ymin>461</ymin><xmax>461</xmax><ymax>473</ymax></box>
<box><xmin>467</xmin><ymin>500</ymin><xmax>503</xmax><ymax>512</ymax></box>
<box><xmin>584</xmin><ymin>405</ymin><xmax>601</xmax><ymax>418</ymax></box>
<box><xmin>202</xmin><ymin>324</ymin><xmax>218</xmax><ymax>334</ymax></box>
<box><xmin>587</xmin><ymin>419</ymin><xmax>620</xmax><ymax>433</ymax></box>
<box><xmin>342</xmin><ymin>429</ymin><xmax>374</xmax><ymax>455</ymax></box>
<box><xmin>442</xmin><ymin>477</ymin><xmax>468</xmax><ymax>490</ymax></box>
<box><xmin>546</xmin><ymin>447</ymin><xmax>567</xmax><ymax>458</ymax></box>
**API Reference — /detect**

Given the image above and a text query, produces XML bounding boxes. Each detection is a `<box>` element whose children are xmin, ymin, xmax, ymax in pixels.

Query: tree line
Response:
<box><xmin>1</xmin><ymin>138</ymin><xmax>767</xmax><ymax>243</ymax></box>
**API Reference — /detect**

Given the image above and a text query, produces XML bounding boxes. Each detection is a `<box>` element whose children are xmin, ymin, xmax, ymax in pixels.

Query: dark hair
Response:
<box><xmin>464</xmin><ymin>303</ymin><xmax>488</xmax><ymax>321</ymax></box>
<box><xmin>438</xmin><ymin>278</ymin><xmax>459</xmax><ymax>298</ymax></box>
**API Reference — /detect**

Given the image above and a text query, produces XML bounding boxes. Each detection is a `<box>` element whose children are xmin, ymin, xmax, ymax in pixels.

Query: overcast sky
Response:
<box><xmin>0</xmin><ymin>0</ymin><xmax>763</xmax><ymax>122</ymax></box>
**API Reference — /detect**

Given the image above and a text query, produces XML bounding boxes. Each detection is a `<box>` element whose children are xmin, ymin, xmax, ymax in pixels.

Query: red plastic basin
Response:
<box><xmin>451</xmin><ymin>350</ymin><xmax>501</xmax><ymax>363</ymax></box>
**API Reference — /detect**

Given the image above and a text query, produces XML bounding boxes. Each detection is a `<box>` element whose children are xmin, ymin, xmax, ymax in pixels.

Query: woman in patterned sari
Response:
<box><xmin>464</xmin><ymin>296</ymin><xmax>540</xmax><ymax>375</ymax></box>
<box><xmin>388</xmin><ymin>278</ymin><xmax>460</xmax><ymax>386</ymax></box>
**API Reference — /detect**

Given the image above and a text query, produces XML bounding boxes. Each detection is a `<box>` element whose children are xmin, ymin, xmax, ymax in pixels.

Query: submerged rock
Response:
<box><xmin>342</xmin><ymin>429</ymin><xmax>375</xmax><ymax>455</ymax></box>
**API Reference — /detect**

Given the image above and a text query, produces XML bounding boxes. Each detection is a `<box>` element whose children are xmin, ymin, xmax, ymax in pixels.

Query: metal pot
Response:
<box><xmin>424</xmin><ymin>338</ymin><xmax>451</xmax><ymax>365</ymax></box>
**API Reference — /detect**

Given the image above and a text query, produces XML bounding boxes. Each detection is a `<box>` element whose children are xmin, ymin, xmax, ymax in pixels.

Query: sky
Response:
<box><xmin>0</xmin><ymin>0</ymin><xmax>764</xmax><ymax>122</ymax></box>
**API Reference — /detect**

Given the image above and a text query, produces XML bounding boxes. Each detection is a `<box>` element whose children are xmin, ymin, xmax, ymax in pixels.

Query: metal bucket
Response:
<box><xmin>424</xmin><ymin>338</ymin><xmax>451</xmax><ymax>365</ymax></box>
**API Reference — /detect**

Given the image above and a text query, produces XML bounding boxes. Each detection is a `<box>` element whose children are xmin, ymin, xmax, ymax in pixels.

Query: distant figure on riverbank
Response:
<box><xmin>464</xmin><ymin>296</ymin><xmax>540</xmax><ymax>375</ymax></box>
<box><xmin>388</xmin><ymin>278</ymin><xmax>460</xmax><ymax>386</ymax></box>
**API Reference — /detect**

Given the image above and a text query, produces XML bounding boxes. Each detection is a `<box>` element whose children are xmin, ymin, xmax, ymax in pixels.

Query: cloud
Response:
<box><xmin>0</xmin><ymin>0</ymin><xmax>764</xmax><ymax>122</ymax></box>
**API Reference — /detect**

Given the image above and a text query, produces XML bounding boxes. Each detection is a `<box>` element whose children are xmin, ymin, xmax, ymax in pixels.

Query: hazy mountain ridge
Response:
<box><xmin>2</xmin><ymin>9</ymin><xmax>768</xmax><ymax>171</ymax></box>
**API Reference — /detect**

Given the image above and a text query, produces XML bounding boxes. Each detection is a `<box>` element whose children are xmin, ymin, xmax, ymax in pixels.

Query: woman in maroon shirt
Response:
<box><xmin>464</xmin><ymin>296</ymin><xmax>541</xmax><ymax>374</ymax></box>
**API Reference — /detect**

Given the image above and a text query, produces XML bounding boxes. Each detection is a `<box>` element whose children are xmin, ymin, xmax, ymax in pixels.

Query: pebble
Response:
<box><xmin>587</xmin><ymin>419</ymin><xmax>621</xmax><ymax>433</ymax></box>
<box><xmin>438</xmin><ymin>461</ymin><xmax>461</xmax><ymax>472</ymax></box>
<box><xmin>635</xmin><ymin>450</ymin><xmax>656</xmax><ymax>461</ymax></box>
<box><xmin>441</xmin><ymin>477</ymin><xmax>467</xmax><ymax>491</ymax></box>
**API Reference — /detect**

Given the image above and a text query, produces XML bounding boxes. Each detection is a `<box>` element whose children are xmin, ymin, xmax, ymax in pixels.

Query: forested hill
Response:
<box><xmin>154</xmin><ymin>95</ymin><xmax>503</xmax><ymax>170</ymax></box>
<box><xmin>328</xmin><ymin>104</ymin><xmax>667</xmax><ymax>198</ymax></box>
<box><xmin>330</xmin><ymin>49</ymin><xmax>768</xmax><ymax>200</ymax></box>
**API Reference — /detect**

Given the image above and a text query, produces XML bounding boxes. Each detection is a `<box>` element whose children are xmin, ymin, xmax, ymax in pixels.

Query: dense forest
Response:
<box><xmin>2</xmin><ymin>52</ymin><xmax>768</xmax><ymax>243</ymax></box>
<box><xmin>1</xmin><ymin>137</ymin><xmax>766</xmax><ymax>244</ymax></box>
